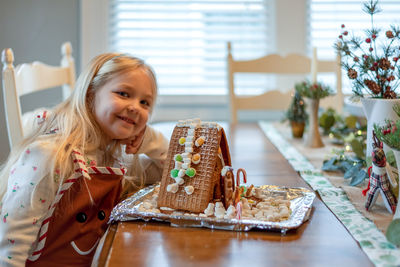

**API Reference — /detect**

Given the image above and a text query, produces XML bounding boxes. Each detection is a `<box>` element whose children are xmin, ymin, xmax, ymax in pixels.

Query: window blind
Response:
<box><xmin>109</xmin><ymin>0</ymin><xmax>270</xmax><ymax>95</ymax></box>
<box><xmin>309</xmin><ymin>0</ymin><xmax>400</xmax><ymax>59</ymax></box>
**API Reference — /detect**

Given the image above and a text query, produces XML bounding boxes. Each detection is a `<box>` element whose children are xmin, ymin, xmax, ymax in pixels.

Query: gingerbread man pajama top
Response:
<box><xmin>0</xmin><ymin>126</ymin><xmax>168</xmax><ymax>266</ymax></box>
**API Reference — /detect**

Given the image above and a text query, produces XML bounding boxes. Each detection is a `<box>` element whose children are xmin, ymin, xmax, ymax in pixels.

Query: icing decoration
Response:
<box><xmin>195</xmin><ymin>136</ymin><xmax>205</xmax><ymax>147</ymax></box>
<box><xmin>174</xmin><ymin>161</ymin><xmax>182</xmax><ymax>169</ymax></box>
<box><xmin>175</xmin><ymin>177</ymin><xmax>184</xmax><ymax>185</ymax></box>
<box><xmin>182</xmin><ymin>152</ymin><xmax>191</xmax><ymax>159</ymax></box>
<box><xmin>178</xmin><ymin>169</ymin><xmax>186</xmax><ymax>178</ymax></box>
<box><xmin>170</xmin><ymin>169</ymin><xmax>179</xmax><ymax>178</ymax></box>
<box><xmin>236</xmin><ymin>202</ymin><xmax>242</xmax><ymax>220</ymax></box>
<box><xmin>192</xmin><ymin>153</ymin><xmax>201</xmax><ymax>164</ymax></box>
<box><xmin>221</xmin><ymin>166</ymin><xmax>233</xmax><ymax>176</ymax></box>
<box><xmin>214</xmin><ymin>202</ymin><xmax>226</xmax><ymax>218</ymax></box>
<box><xmin>204</xmin><ymin>203</ymin><xmax>215</xmax><ymax>216</ymax></box>
<box><xmin>174</xmin><ymin>154</ymin><xmax>183</xmax><ymax>162</ymax></box>
<box><xmin>167</xmin><ymin>183</ymin><xmax>179</xmax><ymax>193</ymax></box>
<box><xmin>184</xmin><ymin>185</ymin><xmax>194</xmax><ymax>195</ymax></box>
<box><xmin>179</xmin><ymin>137</ymin><xmax>186</xmax><ymax>145</ymax></box>
<box><xmin>226</xmin><ymin>205</ymin><xmax>236</xmax><ymax>218</ymax></box>
<box><xmin>185</xmin><ymin>168</ymin><xmax>196</xmax><ymax>177</ymax></box>
<box><xmin>181</xmin><ymin>163</ymin><xmax>189</xmax><ymax>169</ymax></box>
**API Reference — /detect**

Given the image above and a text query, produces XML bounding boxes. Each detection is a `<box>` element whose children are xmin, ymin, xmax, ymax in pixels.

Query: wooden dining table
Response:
<box><xmin>94</xmin><ymin>122</ymin><xmax>373</xmax><ymax>267</ymax></box>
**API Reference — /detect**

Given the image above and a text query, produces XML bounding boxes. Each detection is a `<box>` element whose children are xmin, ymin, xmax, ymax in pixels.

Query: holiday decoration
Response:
<box><xmin>295</xmin><ymin>80</ymin><xmax>333</xmax><ymax>147</ymax></box>
<box><xmin>362</xmin><ymin>131</ymin><xmax>397</xmax><ymax>213</ymax></box>
<box><xmin>335</xmin><ymin>0</ymin><xmax>400</xmax><ymax>99</ymax></box>
<box><xmin>284</xmin><ymin>91</ymin><xmax>308</xmax><ymax>138</ymax></box>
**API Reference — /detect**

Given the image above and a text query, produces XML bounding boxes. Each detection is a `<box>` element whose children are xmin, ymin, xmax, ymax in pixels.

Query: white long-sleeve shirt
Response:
<box><xmin>0</xmin><ymin>125</ymin><xmax>168</xmax><ymax>266</ymax></box>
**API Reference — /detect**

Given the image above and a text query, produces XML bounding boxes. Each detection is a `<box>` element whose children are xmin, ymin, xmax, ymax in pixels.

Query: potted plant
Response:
<box><xmin>285</xmin><ymin>91</ymin><xmax>308</xmax><ymax>138</ymax></box>
<box><xmin>295</xmin><ymin>80</ymin><xmax>333</xmax><ymax>147</ymax></box>
<box><xmin>335</xmin><ymin>0</ymin><xmax>400</xmax><ymax>158</ymax></box>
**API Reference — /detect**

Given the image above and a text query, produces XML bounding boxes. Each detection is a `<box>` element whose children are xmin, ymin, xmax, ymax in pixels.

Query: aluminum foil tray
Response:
<box><xmin>110</xmin><ymin>184</ymin><xmax>316</xmax><ymax>233</ymax></box>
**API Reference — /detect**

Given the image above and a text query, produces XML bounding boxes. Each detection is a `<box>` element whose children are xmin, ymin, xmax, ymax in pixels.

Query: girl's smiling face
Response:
<box><xmin>93</xmin><ymin>68</ymin><xmax>154</xmax><ymax>142</ymax></box>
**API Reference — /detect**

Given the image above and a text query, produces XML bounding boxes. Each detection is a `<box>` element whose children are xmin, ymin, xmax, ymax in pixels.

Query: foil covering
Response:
<box><xmin>110</xmin><ymin>184</ymin><xmax>315</xmax><ymax>233</ymax></box>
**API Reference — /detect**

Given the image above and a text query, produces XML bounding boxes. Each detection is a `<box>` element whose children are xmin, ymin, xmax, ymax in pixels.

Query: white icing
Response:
<box><xmin>182</xmin><ymin>152</ymin><xmax>191</xmax><ymax>158</ymax></box>
<box><xmin>174</xmin><ymin>177</ymin><xmax>185</xmax><ymax>185</ymax></box>
<box><xmin>178</xmin><ymin>169</ymin><xmax>186</xmax><ymax>177</ymax></box>
<box><xmin>226</xmin><ymin>205</ymin><xmax>236</xmax><ymax>218</ymax></box>
<box><xmin>182</xmin><ymin>163</ymin><xmax>189</xmax><ymax>169</ymax></box>
<box><xmin>204</xmin><ymin>203</ymin><xmax>215</xmax><ymax>217</ymax></box>
<box><xmin>176</xmin><ymin>119</ymin><xmax>222</xmax><ymax>130</ymax></box>
<box><xmin>166</xmin><ymin>183</ymin><xmax>179</xmax><ymax>193</ymax></box>
<box><xmin>174</xmin><ymin>161</ymin><xmax>182</xmax><ymax>169</ymax></box>
<box><xmin>221</xmin><ymin>166</ymin><xmax>232</xmax><ymax>176</ymax></box>
<box><xmin>214</xmin><ymin>201</ymin><xmax>226</xmax><ymax>219</ymax></box>
<box><xmin>184</xmin><ymin>185</ymin><xmax>194</xmax><ymax>195</ymax></box>
<box><xmin>215</xmin><ymin>202</ymin><xmax>224</xmax><ymax>208</ymax></box>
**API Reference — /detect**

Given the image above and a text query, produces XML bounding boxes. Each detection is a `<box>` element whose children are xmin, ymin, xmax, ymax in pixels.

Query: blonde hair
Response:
<box><xmin>0</xmin><ymin>53</ymin><xmax>158</xmax><ymax>200</ymax></box>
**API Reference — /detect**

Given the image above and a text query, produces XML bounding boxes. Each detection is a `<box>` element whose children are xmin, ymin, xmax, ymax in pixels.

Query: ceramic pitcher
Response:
<box><xmin>386</xmin><ymin>149</ymin><xmax>400</xmax><ymax>245</ymax></box>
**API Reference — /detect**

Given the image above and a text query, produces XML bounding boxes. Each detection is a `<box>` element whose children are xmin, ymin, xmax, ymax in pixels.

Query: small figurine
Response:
<box><xmin>363</xmin><ymin>131</ymin><xmax>397</xmax><ymax>214</ymax></box>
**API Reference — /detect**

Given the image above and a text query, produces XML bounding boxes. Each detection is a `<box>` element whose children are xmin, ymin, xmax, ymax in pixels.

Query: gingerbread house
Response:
<box><xmin>157</xmin><ymin>119</ymin><xmax>234</xmax><ymax>213</ymax></box>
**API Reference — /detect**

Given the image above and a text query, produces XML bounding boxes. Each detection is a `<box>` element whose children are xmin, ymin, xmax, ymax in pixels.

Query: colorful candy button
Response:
<box><xmin>185</xmin><ymin>168</ymin><xmax>196</xmax><ymax>177</ymax></box>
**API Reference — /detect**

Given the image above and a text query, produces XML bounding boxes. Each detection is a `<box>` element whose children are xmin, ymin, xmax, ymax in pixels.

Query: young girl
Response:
<box><xmin>0</xmin><ymin>53</ymin><xmax>169</xmax><ymax>266</ymax></box>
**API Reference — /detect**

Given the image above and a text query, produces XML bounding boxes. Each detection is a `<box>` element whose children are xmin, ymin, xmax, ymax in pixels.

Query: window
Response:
<box><xmin>109</xmin><ymin>0</ymin><xmax>271</xmax><ymax>95</ymax></box>
<box><xmin>309</xmin><ymin>0</ymin><xmax>400</xmax><ymax>93</ymax></box>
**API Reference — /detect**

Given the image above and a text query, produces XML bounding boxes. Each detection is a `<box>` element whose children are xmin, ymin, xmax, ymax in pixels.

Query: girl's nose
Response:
<box><xmin>127</xmin><ymin>102</ymin><xmax>139</xmax><ymax>113</ymax></box>
<box><xmin>128</xmin><ymin>106</ymin><xmax>137</xmax><ymax>113</ymax></box>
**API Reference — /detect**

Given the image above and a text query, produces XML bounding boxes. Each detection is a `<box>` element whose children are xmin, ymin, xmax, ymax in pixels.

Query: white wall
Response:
<box><xmin>0</xmin><ymin>0</ymin><xmax>80</xmax><ymax>163</ymax></box>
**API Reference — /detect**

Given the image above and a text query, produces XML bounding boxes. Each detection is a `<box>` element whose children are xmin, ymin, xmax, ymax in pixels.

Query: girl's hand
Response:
<box><xmin>123</xmin><ymin>126</ymin><xmax>146</xmax><ymax>154</ymax></box>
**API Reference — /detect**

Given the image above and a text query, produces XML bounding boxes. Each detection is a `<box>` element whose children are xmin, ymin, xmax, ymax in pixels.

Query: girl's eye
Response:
<box><xmin>116</xmin><ymin>91</ymin><xmax>129</xmax><ymax>97</ymax></box>
<box><xmin>140</xmin><ymin>99</ymin><xmax>150</xmax><ymax>106</ymax></box>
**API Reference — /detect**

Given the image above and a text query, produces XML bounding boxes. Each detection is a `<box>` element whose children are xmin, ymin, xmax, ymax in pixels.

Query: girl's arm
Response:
<box><xmin>0</xmin><ymin>140</ymin><xmax>57</xmax><ymax>266</ymax></box>
<box><xmin>120</xmin><ymin>125</ymin><xmax>169</xmax><ymax>188</ymax></box>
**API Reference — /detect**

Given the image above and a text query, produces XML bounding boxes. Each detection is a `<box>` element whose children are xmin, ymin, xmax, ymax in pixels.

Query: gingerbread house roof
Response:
<box><xmin>157</xmin><ymin>120</ymin><xmax>231</xmax><ymax>213</ymax></box>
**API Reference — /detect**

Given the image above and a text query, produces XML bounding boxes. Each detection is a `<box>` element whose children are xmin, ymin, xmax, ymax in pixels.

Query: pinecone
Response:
<box><xmin>386</xmin><ymin>30</ymin><xmax>394</xmax><ymax>38</ymax></box>
<box><xmin>379</xmin><ymin>58</ymin><xmax>391</xmax><ymax>70</ymax></box>
<box><xmin>364</xmin><ymin>79</ymin><xmax>382</xmax><ymax>95</ymax></box>
<box><xmin>347</xmin><ymin>68</ymin><xmax>358</xmax><ymax>79</ymax></box>
<box><xmin>383</xmin><ymin>89</ymin><xmax>397</xmax><ymax>99</ymax></box>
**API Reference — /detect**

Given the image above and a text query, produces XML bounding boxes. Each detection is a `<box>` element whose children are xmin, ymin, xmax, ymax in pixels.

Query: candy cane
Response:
<box><xmin>236</xmin><ymin>168</ymin><xmax>247</xmax><ymax>187</ymax></box>
<box><xmin>236</xmin><ymin>201</ymin><xmax>242</xmax><ymax>220</ymax></box>
<box><xmin>88</xmin><ymin>166</ymin><xmax>126</xmax><ymax>176</ymax></box>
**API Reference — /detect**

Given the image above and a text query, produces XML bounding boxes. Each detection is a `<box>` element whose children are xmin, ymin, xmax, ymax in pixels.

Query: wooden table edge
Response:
<box><xmin>93</xmin><ymin>222</ymin><xmax>119</xmax><ymax>267</ymax></box>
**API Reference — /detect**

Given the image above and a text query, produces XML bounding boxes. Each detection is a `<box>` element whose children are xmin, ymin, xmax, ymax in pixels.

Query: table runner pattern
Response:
<box><xmin>259</xmin><ymin>121</ymin><xmax>400</xmax><ymax>267</ymax></box>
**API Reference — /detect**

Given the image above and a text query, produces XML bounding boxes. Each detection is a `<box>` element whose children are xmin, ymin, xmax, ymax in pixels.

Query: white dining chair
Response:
<box><xmin>1</xmin><ymin>42</ymin><xmax>76</xmax><ymax>148</ymax></box>
<box><xmin>227</xmin><ymin>42</ymin><xmax>312</xmax><ymax>124</ymax></box>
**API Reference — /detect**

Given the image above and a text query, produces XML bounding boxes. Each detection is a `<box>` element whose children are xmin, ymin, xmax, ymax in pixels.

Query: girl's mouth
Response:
<box><xmin>118</xmin><ymin>116</ymin><xmax>135</xmax><ymax>125</ymax></box>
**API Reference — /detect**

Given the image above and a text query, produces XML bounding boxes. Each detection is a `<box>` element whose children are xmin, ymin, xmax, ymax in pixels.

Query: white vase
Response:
<box><xmin>391</xmin><ymin>149</ymin><xmax>400</xmax><ymax>219</ymax></box>
<box><xmin>387</xmin><ymin>149</ymin><xmax>400</xmax><ymax>245</ymax></box>
<box><xmin>304</xmin><ymin>98</ymin><xmax>324</xmax><ymax>148</ymax></box>
<box><xmin>361</xmin><ymin>98</ymin><xmax>400</xmax><ymax>160</ymax></box>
